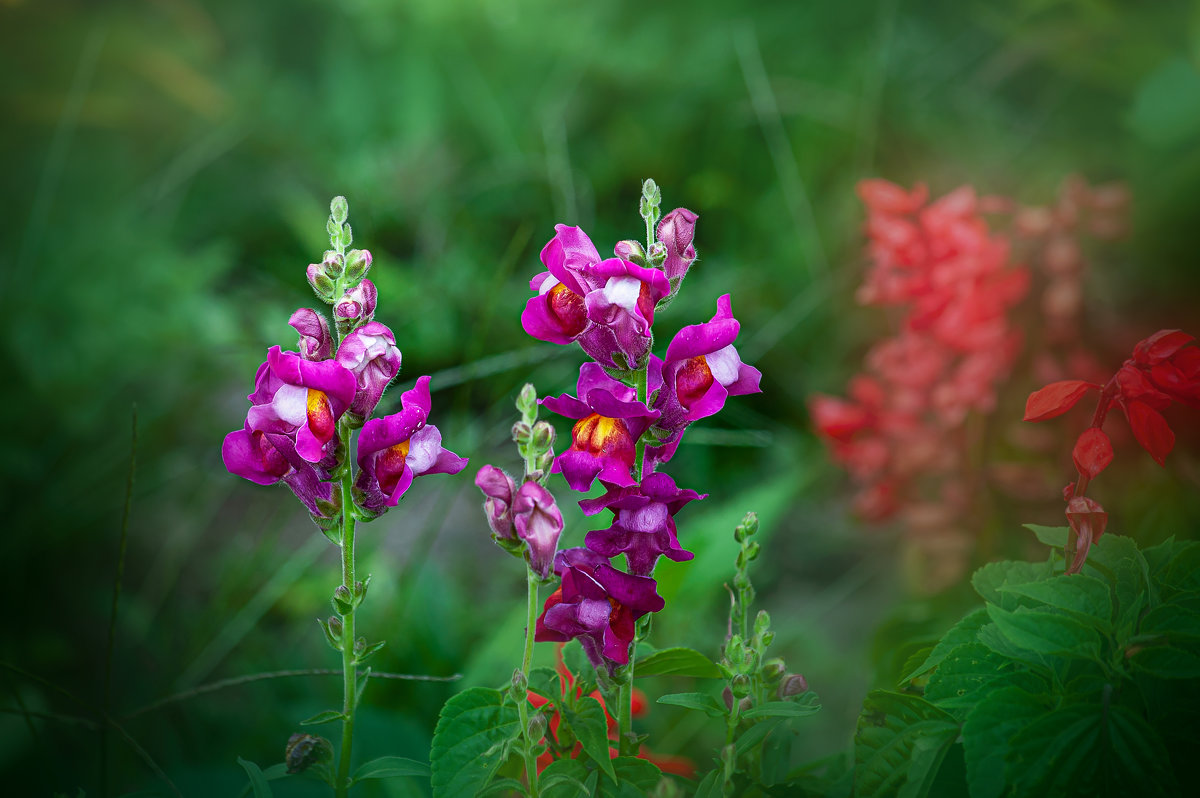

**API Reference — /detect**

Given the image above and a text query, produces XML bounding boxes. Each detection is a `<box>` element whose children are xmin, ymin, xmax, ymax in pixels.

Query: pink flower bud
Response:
<box><xmin>656</xmin><ymin>208</ymin><xmax>698</xmax><ymax>281</ymax></box>
<box><xmin>288</xmin><ymin>308</ymin><xmax>332</xmax><ymax>361</ymax></box>
<box><xmin>335</xmin><ymin>279</ymin><xmax>378</xmax><ymax>323</ymax></box>
<box><xmin>475</xmin><ymin>465</ymin><xmax>517</xmax><ymax>541</ymax></box>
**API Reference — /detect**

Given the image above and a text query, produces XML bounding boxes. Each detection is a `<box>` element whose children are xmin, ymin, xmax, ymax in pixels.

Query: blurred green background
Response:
<box><xmin>3</xmin><ymin>0</ymin><xmax>1199</xmax><ymax>794</ymax></box>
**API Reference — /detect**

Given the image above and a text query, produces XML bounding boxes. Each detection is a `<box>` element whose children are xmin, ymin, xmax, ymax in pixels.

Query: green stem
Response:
<box><xmin>617</xmin><ymin>678</ymin><xmax>635</xmax><ymax>757</ymax></box>
<box><xmin>517</xmin><ymin>570</ymin><xmax>540</xmax><ymax>796</ymax></box>
<box><xmin>334</xmin><ymin>465</ymin><xmax>358</xmax><ymax>798</ymax></box>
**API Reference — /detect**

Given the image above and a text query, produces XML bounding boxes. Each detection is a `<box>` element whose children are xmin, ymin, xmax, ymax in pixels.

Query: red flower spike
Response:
<box><xmin>1132</xmin><ymin>329</ymin><xmax>1194</xmax><ymax>367</ymax></box>
<box><xmin>1124</xmin><ymin>400</ymin><xmax>1175</xmax><ymax>466</ymax></box>
<box><xmin>1072</xmin><ymin>427</ymin><xmax>1114</xmax><ymax>479</ymax></box>
<box><xmin>1023</xmin><ymin>380</ymin><xmax>1099</xmax><ymax>422</ymax></box>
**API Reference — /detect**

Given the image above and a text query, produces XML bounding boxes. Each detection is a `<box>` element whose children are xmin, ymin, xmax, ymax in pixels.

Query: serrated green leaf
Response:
<box><xmin>634</xmin><ymin>646</ymin><xmax>721</xmax><ymax>678</ymax></box>
<box><xmin>693</xmin><ymin>769</ymin><xmax>722</xmax><ymax>797</ymax></box>
<box><xmin>352</xmin><ymin>756</ymin><xmax>429</xmax><ymax>782</ymax></box>
<box><xmin>298</xmin><ymin>709</ymin><xmax>345</xmax><ymax>726</ymax></box>
<box><xmin>561</xmin><ymin>695</ymin><xmax>616</xmax><ymax>784</ymax></box>
<box><xmin>976</xmin><ymin>622</ymin><xmax>1052</xmax><ymax>671</ymax></box>
<box><xmin>972</xmin><ymin>560</ymin><xmax>1052</xmax><ymax>608</ymax></box>
<box><xmin>478</xmin><ymin>777</ymin><xmax>532</xmax><ymax>796</ymax></box>
<box><xmin>527</xmin><ymin>667</ymin><xmax>560</xmax><ymax>701</ymax></box>
<box><xmin>853</xmin><ymin>691</ymin><xmax>958</xmax><ymax>798</ymax></box>
<box><xmin>430</xmin><ymin>687</ymin><xmax>520</xmax><ymax>798</ymax></box>
<box><xmin>1104</xmin><ymin>705</ymin><xmax>1181</xmax><ymax>796</ymax></box>
<box><xmin>237</xmin><ymin>757</ymin><xmax>275</xmax><ymax>798</ymax></box>
<box><xmin>606</xmin><ymin>757</ymin><xmax>662</xmax><ymax>797</ymax></box>
<box><xmin>897</xmin><ymin>726</ymin><xmax>955</xmax><ymax>798</ymax></box>
<box><xmin>902</xmin><ymin>608</ymin><xmax>989</xmax><ymax>684</ymax></box>
<box><xmin>656</xmin><ymin>691</ymin><xmax>725</xmax><ymax>717</ymax></box>
<box><xmin>1139</xmin><ymin>602</ymin><xmax>1200</xmax><ymax>645</ymax></box>
<box><xmin>986</xmin><ymin>604</ymin><xmax>1100</xmax><ymax>657</ymax></box>
<box><xmin>742</xmin><ymin>694</ymin><xmax>820</xmax><ymax>719</ymax></box>
<box><xmin>1163</xmin><ymin>543</ymin><xmax>1200</xmax><ymax>594</ymax></box>
<box><xmin>923</xmin><ymin>642</ymin><xmax>1008</xmax><ymax>709</ymax></box>
<box><xmin>1006</xmin><ymin>704</ymin><xmax>1100</xmax><ymax>796</ymax></box>
<box><xmin>999</xmin><ymin>573</ymin><xmax>1113</xmax><ymax>629</ymax></box>
<box><xmin>961</xmin><ymin>685</ymin><xmax>1048</xmax><ymax>798</ymax></box>
<box><xmin>1023</xmin><ymin>524</ymin><xmax>1069</xmax><ymax>549</ymax></box>
<box><xmin>562</xmin><ymin>640</ymin><xmax>597</xmax><ymax>694</ymax></box>
<box><xmin>541</xmin><ymin>758</ymin><xmax>593</xmax><ymax>798</ymax></box>
<box><xmin>1130</xmin><ymin>645</ymin><xmax>1200</xmax><ymax>679</ymax></box>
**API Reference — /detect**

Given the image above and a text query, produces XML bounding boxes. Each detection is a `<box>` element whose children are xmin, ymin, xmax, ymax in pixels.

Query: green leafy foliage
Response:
<box><xmin>656</xmin><ymin>691</ymin><xmax>726</xmax><ymax>718</ymax></box>
<box><xmin>236</xmin><ymin>757</ymin><xmax>275</xmax><ymax>798</ymax></box>
<box><xmin>351</xmin><ymin>755</ymin><xmax>429</xmax><ymax>783</ymax></box>
<box><xmin>848</xmin><ymin>532</ymin><xmax>1198</xmax><ymax>796</ymax></box>
<box><xmin>561</xmin><ymin>695</ymin><xmax>617</xmax><ymax>784</ymax></box>
<box><xmin>634</xmin><ymin>646</ymin><xmax>722</xmax><ymax>678</ymax></box>
<box><xmin>429</xmin><ymin>687</ymin><xmax>520</xmax><ymax>798</ymax></box>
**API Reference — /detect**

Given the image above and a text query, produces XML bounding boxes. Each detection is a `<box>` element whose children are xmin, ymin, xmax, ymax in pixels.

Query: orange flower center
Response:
<box><xmin>306</xmin><ymin>389</ymin><xmax>335</xmax><ymax>444</ymax></box>
<box><xmin>571</xmin><ymin>414</ymin><xmax>635</xmax><ymax>469</ymax></box>
<box><xmin>375</xmin><ymin>439</ymin><xmax>411</xmax><ymax>494</ymax></box>
<box><xmin>675</xmin><ymin>356</ymin><xmax>714</xmax><ymax>409</ymax></box>
<box><xmin>548</xmin><ymin>283</ymin><xmax>588</xmax><ymax>336</ymax></box>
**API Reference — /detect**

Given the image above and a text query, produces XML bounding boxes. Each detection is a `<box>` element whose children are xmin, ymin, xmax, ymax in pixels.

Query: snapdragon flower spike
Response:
<box><xmin>522</xmin><ymin>225</ymin><xmax>670</xmax><ymax>369</ymax></box>
<box><xmin>355</xmin><ymin>376</ymin><xmax>468</xmax><ymax>512</ymax></box>
<box><xmin>656</xmin><ymin>207</ymin><xmax>698</xmax><ymax>282</ymax></box>
<box><xmin>222</xmin><ymin>424</ymin><xmax>334</xmax><ymax>516</ymax></box>
<box><xmin>335</xmin><ymin>321</ymin><xmax>402</xmax><ymax>418</ymax></box>
<box><xmin>535</xmin><ymin>547</ymin><xmax>664</xmax><ymax>673</ymax></box>
<box><xmin>512</xmin><ymin>481</ymin><xmax>564</xmax><ymax>579</ymax></box>
<box><xmin>288</xmin><ymin>308</ymin><xmax>332</xmax><ymax>361</ymax></box>
<box><xmin>579</xmin><ymin>472</ymin><xmax>705</xmax><ymax>576</ymax></box>
<box><xmin>541</xmin><ymin>363</ymin><xmax>661</xmax><ymax>491</ymax></box>
<box><xmin>245</xmin><ymin>346</ymin><xmax>357</xmax><ymax>463</ymax></box>
<box><xmin>475</xmin><ymin>464</ymin><xmax>518</xmax><ymax>541</ymax></box>
<box><xmin>649</xmin><ymin>294</ymin><xmax>761</xmax><ymax>464</ymax></box>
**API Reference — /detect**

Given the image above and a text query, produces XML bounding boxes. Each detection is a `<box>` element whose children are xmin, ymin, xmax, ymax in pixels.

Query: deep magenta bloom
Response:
<box><xmin>288</xmin><ymin>308</ymin><xmax>332</xmax><ymax>361</ymax></box>
<box><xmin>475</xmin><ymin>465</ymin><xmax>518</xmax><ymax>540</ymax></box>
<box><xmin>245</xmin><ymin>346</ymin><xmax>357</xmax><ymax>463</ymax></box>
<box><xmin>522</xmin><ymin>225</ymin><xmax>670</xmax><ymax>369</ymax></box>
<box><xmin>541</xmin><ymin>363</ymin><xmax>661</xmax><ymax>491</ymax></box>
<box><xmin>355</xmin><ymin>376</ymin><xmax>468</xmax><ymax>511</ymax></box>
<box><xmin>535</xmin><ymin>547</ymin><xmax>665</xmax><ymax>672</ymax></box>
<box><xmin>578</xmin><ymin>472</ymin><xmax>705</xmax><ymax>576</ymax></box>
<box><xmin>657</xmin><ymin>207</ymin><xmax>698</xmax><ymax>282</ymax></box>
<box><xmin>512</xmin><ymin>481</ymin><xmax>564</xmax><ymax>579</ymax></box>
<box><xmin>335</xmin><ymin>278</ymin><xmax>378</xmax><ymax>324</ymax></box>
<box><xmin>222</xmin><ymin>425</ymin><xmax>333</xmax><ymax>516</ymax></box>
<box><xmin>649</xmin><ymin>294</ymin><xmax>762</xmax><ymax>464</ymax></box>
<box><xmin>336</xmin><ymin>321</ymin><xmax>402</xmax><ymax>417</ymax></box>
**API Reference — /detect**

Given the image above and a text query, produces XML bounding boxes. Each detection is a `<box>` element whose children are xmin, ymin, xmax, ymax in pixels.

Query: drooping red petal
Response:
<box><xmin>1072</xmin><ymin>427</ymin><xmax>1114</xmax><ymax>479</ymax></box>
<box><xmin>1023</xmin><ymin>380</ymin><xmax>1099</xmax><ymax>422</ymax></box>
<box><xmin>1125</xmin><ymin>400</ymin><xmax>1175</xmax><ymax>466</ymax></box>
<box><xmin>1132</xmin><ymin>329</ymin><xmax>1194</xmax><ymax>367</ymax></box>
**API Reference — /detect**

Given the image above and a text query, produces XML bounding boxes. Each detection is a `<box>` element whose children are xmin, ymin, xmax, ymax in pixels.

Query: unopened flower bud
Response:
<box><xmin>330</xmin><ymin>195</ymin><xmax>349</xmax><ymax>225</ymax></box>
<box><xmin>516</xmin><ymin>383</ymin><xmax>539</xmax><ymax>422</ymax></box>
<box><xmin>734</xmin><ymin>512</ymin><xmax>759</xmax><ymax>541</ymax></box>
<box><xmin>527</xmin><ymin>712</ymin><xmax>547</xmax><ymax>741</ymax></box>
<box><xmin>288</xmin><ymin>308</ymin><xmax>332</xmax><ymax>361</ymax></box>
<box><xmin>512</xmin><ymin>422</ymin><xmax>532</xmax><ymax>445</ymax></box>
<box><xmin>353</xmin><ymin>577</ymin><xmax>369</xmax><ymax>600</ymax></box>
<box><xmin>285</xmin><ymin>732</ymin><xmax>333</xmax><ymax>775</ymax></box>
<box><xmin>731</xmin><ymin>673</ymin><xmax>751</xmax><ymax>698</ymax></box>
<box><xmin>615</xmin><ymin>239</ymin><xmax>646</xmax><ymax>263</ymax></box>
<box><xmin>475</xmin><ymin>465</ymin><xmax>517</xmax><ymax>541</ymax></box>
<box><xmin>326</xmin><ymin>616</ymin><xmax>344</xmax><ymax>639</ymax></box>
<box><xmin>322</xmin><ymin>250</ymin><xmax>345</xmax><ymax>278</ymax></box>
<box><xmin>656</xmin><ymin>207</ymin><xmax>698</xmax><ymax>281</ymax></box>
<box><xmin>335</xmin><ymin>278</ymin><xmax>378</xmax><ymax>323</ymax></box>
<box><xmin>745</xmin><ymin>541</ymin><xmax>761</xmax><ymax>561</ymax></box>
<box><xmin>511</xmin><ymin>667</ymin><xmax>527</xmax><ymax>700</ymax></box>
<box><xmin>512</xmin><ymin>482</ymin><xmax>563</xmax><ymax>580</ymax></box>
<box><xmin>535</xmin><ymin>450</ymin><xmax>554</xmax><ymax>474</ymax></box>
<box><xmin>344</xmin><ymin>248</ymin><xmax>373</xmax><ymax>282</ymax></box>
<box><xmin>647</xmin><ymin>241</ymin><xmax>668</xmax><ymax>267</ymax></box>
<box><xmin>531</xmin><ymin>421</ymin><xmax>555</xmax><ymax>451</ymax></box>
<box><xmin>761</xmin><ymin>657</ymin><xmax>786</xmax><ymax>683</ymax></box>
<box><xmin>778</xmin><ymin>673</ymin><xmax>808</xmax><ymax>698</ymax></box>
<box><xmin>641</xmin><ymin>178</ymin><xmax>661</xmax><ymax>207</ymax></box>
<box><xmin>307</xmin><ymin>263</ymin><xmax>335</xmax><ymax>299</ymax></box>
<box><xmin>332</xmin><ymin>585</ymin><xmax>353</xmax><ymax>615</ymax></box>
<box><xmin>353</xmin><ymin>637</ymin><xmax>366</xmax><ymax>656</ymax></box>
<box><xmin>754</xmin><ymin>610</ymin><xmax>771</xmax><ymax>638</ymax></box>
<box><xmin>739</xmin><ymin>696</ymin><xmax>753</xmax><ymax>713</ymax></box>
<box><xmin>1065</xmin><ymin>496</ymin><xmax>1107</xmax><ymax>575</ymax></box>
<box><xmin>725</xmin><ymin>635</ymin><xmax>745</xmax><ymax>667</ymax></box>
<box><xmin>722</xmin><ymin>686</ymin><xmax>734</xmax><ymax>712</ymax></box>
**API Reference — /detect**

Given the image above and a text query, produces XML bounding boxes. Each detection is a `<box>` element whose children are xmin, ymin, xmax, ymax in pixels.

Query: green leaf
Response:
<box><xmin>563</xmin><ymin>640</ymin><xmax>597</xmax><ymax>694</ymax></box>
<box><xmin>1006</xmin><ymin>704</ymin><xmax>1100</xmax><ymax>796</ymax></box>
<box><xmin>478</xmin><ymin>777</ymin><xmax>532</xmax><ymax>796</ymax></box>
<box><xmin>976</xmin><ymin>622</ymin><xmax>1051</xmax><ymax>671</ymax></box>
<box><xmin>693</xmin><ymin>769</ymin><xmax>722</xmax><ymax>798</ymax></box>
<box><xmin>298</xmin><ymin>709</ymin><xmax>345</xmax><ymax>726</ymax></box>
<box><xmin>634</xmin><ymin>646</ymin><xmax>721</xmax><ymax>678</ymax></box>
<box><xmin>985</xmin><ymin>604</ymin><xmax>1100</xmax><ymax>657</ymax></box>
<box><xmin>527</xmin><ymin>666</ymin><xmax>560</xmax><ymax>700</ymax></box>
<box><xmin>562</xmin><ymin>695</ymin><xmax>616</xmax><ymax>784</ymax></box>
<box><xmin>961</xmin><ymin>685</ymin><xmax>1048</xmax><ymax>798</ymax></box>
<box><xmin>923</xmin><ymin>642</ymin><xmax>1009</xmax><ymax>709</ymax></box>
<box><xmin>742</xmin><ymin>694</ymin><xmax>821</xmax><ymax>719</ymax></box>
<box><xmin>352</xmin><ymin>756</ymin><xmax>430</xmax><ymax>782</ymax></box>
<box><xmin>734</xmin><ymin>716</ymin><xmax>785</xmax><ymax>757</ymax></box>
<box><xmin>606</xmin><ymin>757</ymin><xmax>662</xmax><ymax>797</ymax></box>
<box><xmin>236</xmin><ymin>764</ymin><xmax>288</xmax><ymax>798</ymax></box>
<box><xmin>999</xmin><ymin>573</ymin><xmax>1113</xmax><ymax>628</ymax></box>
<box><xmin>1023</xmin><ymin>524</ymin><xmax>1068</xmax><ymax>549</ymax></box>
<box><xmin>972</xmin><ymin>560</ymin><xmax>1052</xmax><ymax>608</ymax></box>
<box><xmin>237</xmin><ymin>757</ymin><xmax>275</xmax><ymax>798</ymax></box>
<box><xmin>902</xmin><ymin>608</ymin><xmax>989</xmax><ymax>684</ymax></box>
<box><xmin>656</xmin><ymin>691</ymin><xmax>725</xmax><ymax>717</ymax></box>
<box><xmin>760</xmin><ymin>721</ymin><xmax>793</xmax><ymax>786</ymax></box>
<box><xmin>541</xmin><ymin>759</ymin><xmax>594</xmax><ymax>798</ymax></box>
<box><xmin>1139</xmin><ymin>602</ymin><xmax>1200</xmax><ymax>644</ymax></box>
<box><xmin>1163</xmin><ymin>542</ymin><xmax>1200</xmax><ymax>594</ymax></box>
<box><xmin>430</xmin><ymin>687</ymin><xmax>521</xmax><ymax>798</ymax></box>
<box><xmin>1104</xmin><ymin>705</ymin><xmax>1180</xmax><ymax>796</ymax></box>
<box><xmin>853</xmin><ymin>691</ymin><xmax>958</xmax><ymax>798</ymax></box>
<box><xmin>1129</xmin><ymin>645</ymin><xmax>1200</xmax><ymax>679</ymax></box>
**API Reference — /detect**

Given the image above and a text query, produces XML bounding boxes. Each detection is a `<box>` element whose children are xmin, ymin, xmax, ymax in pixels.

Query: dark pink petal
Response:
<box><xmin>1124</xmin><ymin>400</ymin><xmax>1175</xmax><ymax>466</ymax></box>
<box><xmin>475</xmin><ymin>465</ymin><xmax>517</xmax><ymax>540</ymax></box>
<box><xmin>1072</xmin><ymin>427</ymin><xmax>1113</xmax><ymax>479</ymax></box>
<box><xmin>539</xmin><ymin>224</ymin><xmax>601</xmax><ymax>296</ymax></box>
<box><xmin>1023</xmin><ymin>380</ymin><xmax>1099</xmax><ymax>422</ymax></box>
<box><xmin>656</xmin><ymin>207</ymin><xmax>699</xmax><ymax>281</ymax></box>
<box><xmin>856</xmin><ymin>179</ymin><xmax>928</xmax><ymax>215</ymax></box>
<box><xmin>512</xmin><ymin>482</ymin><xmax>564</xmax><ymax>579</ymax></box>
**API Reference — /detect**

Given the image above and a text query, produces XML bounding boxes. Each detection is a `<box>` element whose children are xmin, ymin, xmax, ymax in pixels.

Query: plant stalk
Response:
<box><xmin>334</xmin><ymin>465</ymin><xmax>358</xmax><ymax>798</ymax></box>
<box><xmin>517</xmin><ymin>569</ymin><xmax>541</xmax><ymax>795</ymax></box>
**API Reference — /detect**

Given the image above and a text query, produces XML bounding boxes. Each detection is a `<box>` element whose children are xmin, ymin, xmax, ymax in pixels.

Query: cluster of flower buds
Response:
<box><xmin>222</xmin><ymin>196</ymin><xmax>466</xmax><ymax>533</ymax></box>
<box><xmin>505</xmin><ymin>180</ymin><xmax>761</xmax><ymax>675</ymax></box>
<box><xmin>811</xmin><ymin>181</ymin><xmax>1030</xmax><ymax>535</ymax></box>
<box><xmin>1024</xmin><ymin>329</ymin><xmax>1199</xmax><ymax>573</ymax></box>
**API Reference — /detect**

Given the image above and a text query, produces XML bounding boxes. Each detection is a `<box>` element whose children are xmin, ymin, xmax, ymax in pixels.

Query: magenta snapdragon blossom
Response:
<box><xmin>289</xmin><ymin>308</ymin><xmax>333</xmax><ymax>361</ymax></box>
<box><xmin>244</xmin><ymin>346</ymin><xmax>357</xmax><ymax>463</ymax></box>
<box><xmin>355</xmin><ymin>376</ymin><xmax>468</xmax><ymax>512</ymax></box>
<box><xmin>475</xmin><ymin>466</ymin><xmax>564</xmax><ymax>579</ymax></box>
<box><xmin>336</xmin><ymin>321</ymin><xmax>402</xmax><ymax>418</ymax></box>
<box><xmin>579</xmin><ymin>472</ymin><xmax>705</xmax><ymax>576</ymax></box>
<box><xmin>540</xmin><ymin>363</ymin><xmax>661</xmax><ymax>491</ymax></box>
<box><xmin>522</xmin><ymin>225</ymin><xmax>670</xmax><ymax>370</ymax></box>
<box><xmin>657</xmin><ymin>207</ymin><xmax>698</xmax><ymax>282</ymax></box>
<box><xmin>222</xmin><ymin>425</ymin><xmax>334</xmax><ymax>516</ymax></box>
<box><xmin>535</xmin><ymin>547</ymin><xmax>664</xmax><ymax>672</ymax></box>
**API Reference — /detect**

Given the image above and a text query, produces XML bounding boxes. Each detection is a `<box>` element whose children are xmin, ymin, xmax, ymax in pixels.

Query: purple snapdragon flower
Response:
<box><xmin>355</xmin><ymin>376</ymin><xmax>468</xmax><ymax>511</ymax></box>
<box><xmin>512</xmin><ymin>481</ymin><xmax>564</xmax><ymax>579</ymax></box>
<box><xmin>335</xmin><ymin>278</ymin><xmax>377</xmax><ymax>325</ymax></box>
<box><xmin>656</xmin><ymin>208</ymin><xmax>698</xmax><ymax>282</ymax></box>
<box><xmin>222</xmin><ymin>425</ymin><xmax>334</xmax><ymax>516</ymax></box>
<box><xmin>336</xmin><ymin>321</ymin><xmax>402</xmax><ymax>417</ymax></box>
<box><xmin>535</xmin><ymin>547</ymin><xmax>664</xmax><ymax>672</ymax></box>
<box><xmin>288</xmin><ymin>309</ymin><xmax>332</xmax><ymax>361</ymax></box>
<box><xmin>541</xmin><ymin>363</ymin><xmax>661</xmax><ymax>491</ymax></box>
<box><xmin>579</xmin><ymin>472</ymin><xmax>706</xmax><ymax>576</ymax></box>
<box><xmin>244</xmin><ymin>346</ymin><xmax>357</xmax><ymax>463</ymax></box>
<box><xmin>649</xmin><ymin>294</ymin><xmax>762</xmax><ymax>464</ymax></box>
<box><xmin>522</xmin><ymin>225</ymin><xmax>670</xmax><ymax>370</ymax></box>
<box><xmin>475</xmin><ymin>465</ymin><xmax>518</xmax><ymax>541</ymax></box>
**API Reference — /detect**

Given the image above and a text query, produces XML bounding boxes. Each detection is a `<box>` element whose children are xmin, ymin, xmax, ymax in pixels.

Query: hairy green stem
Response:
<box><xmin>517</xmin><ymin>570</ymin><xmax>540</xmax><ymax>796</ymax></box>
<box><xmin>334</xmin><ymin>464</ymin><xmax>358</xmax><ymax>797</ymax></box>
